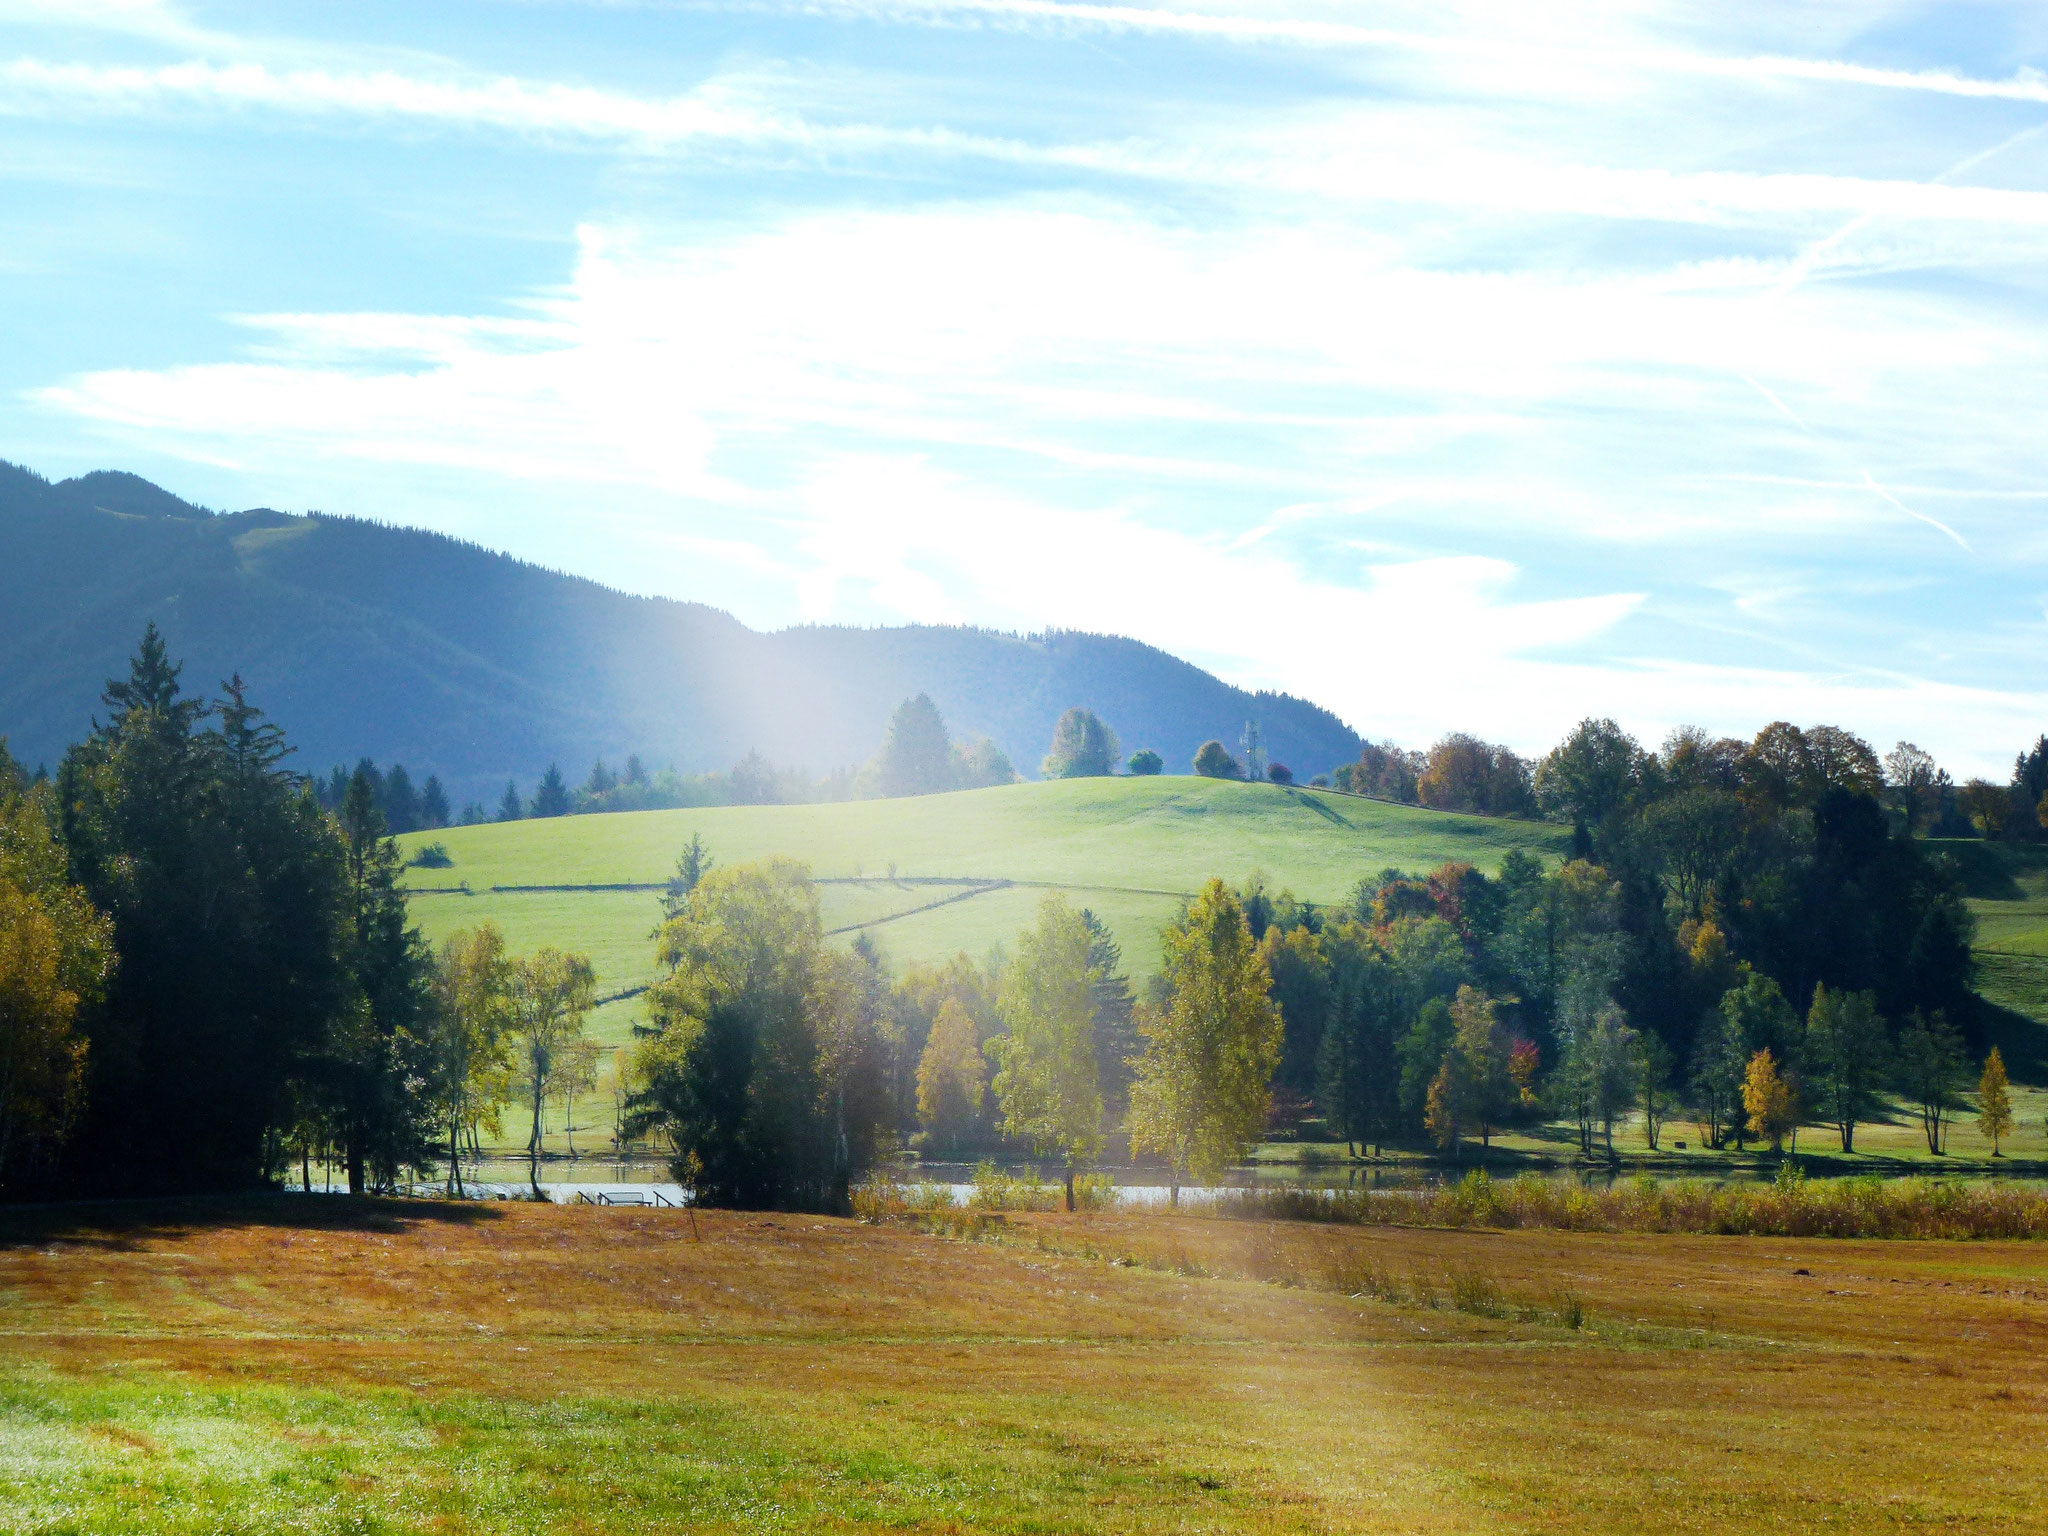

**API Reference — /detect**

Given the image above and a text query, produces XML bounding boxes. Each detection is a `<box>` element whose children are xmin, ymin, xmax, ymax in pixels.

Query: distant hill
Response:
<box><xmin>0</xmin><ymin>460</ymin><xmax>1363</xmax><ymax>800</ymax></box>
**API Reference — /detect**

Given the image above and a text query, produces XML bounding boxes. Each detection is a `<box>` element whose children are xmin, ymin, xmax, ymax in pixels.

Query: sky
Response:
<box><xmin>4</xmin><ymin>1</ymin><xmax>2048</xmax><ymax>776</ymax></box>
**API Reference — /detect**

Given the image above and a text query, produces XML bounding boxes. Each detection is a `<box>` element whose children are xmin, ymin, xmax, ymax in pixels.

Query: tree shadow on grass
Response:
<box><xmin>0</xmin><ymin>1193</ymin><xmax>506</xmax><ymax>1253</ymax></box>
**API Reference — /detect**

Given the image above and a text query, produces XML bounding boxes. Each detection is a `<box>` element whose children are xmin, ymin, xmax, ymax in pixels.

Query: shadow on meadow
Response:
<box><xmin>0</xmin><ymin>1192</ymin><xmax>505</xmax><ymax>1253</ymax></box>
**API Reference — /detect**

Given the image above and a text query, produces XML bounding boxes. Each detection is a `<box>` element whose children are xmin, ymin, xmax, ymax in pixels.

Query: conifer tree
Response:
<box><xmin>335</xmin><ymin>764</ymin><xmax>437</xmax><ymax>1193</ymax></box>
<box><xmin>497</xmin><ymin>781</ymin><xmax>523</xmax><ymax>822</ymax></box>
<box><xmin>531</xmin><ymin>763</ymin><xmax>571</xmax><ymax>818</ymax></box>
<box><xmin>419</xmin><ymin>775</ymin><xmax>451</xmax><ymax>829</ymax></box>
<box><xmin>58</xmin><ymin>630</ymin><xmax>357</xmax><ymax>1195</ymax></box>
<box><xmin>878</xmin><ymin>694</ymin><xmax>955</xmax><ymax>797</ymax></box>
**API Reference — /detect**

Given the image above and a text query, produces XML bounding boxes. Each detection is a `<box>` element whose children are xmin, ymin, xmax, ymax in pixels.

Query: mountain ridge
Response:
<box><xmin>0</xmin><ymin>459</ymin><xmax>1364</xmax><ymax>799</ymax></box>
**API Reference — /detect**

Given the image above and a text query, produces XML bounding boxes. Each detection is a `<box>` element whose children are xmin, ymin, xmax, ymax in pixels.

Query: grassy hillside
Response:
<box><xmin>397</xmin><ymin>775</ymin><xmax>1567</xmax><ymax>992</ymax></box>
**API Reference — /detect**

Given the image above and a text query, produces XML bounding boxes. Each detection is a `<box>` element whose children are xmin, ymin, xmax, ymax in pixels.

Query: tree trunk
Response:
<box><xmin>300</xmin><ymin>1141</ymin><xmax>310</xmax><ymax>1194</ymax></box>
<box><xmin>346</xmin><ymin>1141</ymin><xmax>365</xmax><ymax>1196</ymax></box>
<box><xmin>528</xmin><ymin>1079</ymin><xmax>545</xmax><ymax>1198</ymax></box>
<box><xmin>1064</xmin><ymin>1164</ymin><xmax>1075</xmax><ymax>1213</ymax></box>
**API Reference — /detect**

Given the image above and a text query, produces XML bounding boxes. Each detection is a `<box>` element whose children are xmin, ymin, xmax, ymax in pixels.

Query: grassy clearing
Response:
<box><xmin>2</xmin><ymin>1198</ymin><xmax>2046</xmax><ymax>1532</ymax></box>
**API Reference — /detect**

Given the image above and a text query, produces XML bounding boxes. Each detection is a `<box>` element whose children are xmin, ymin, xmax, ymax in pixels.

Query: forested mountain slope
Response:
<box><xmin>0</xmin><ymin>460</ymin><xmax>1361</xmax><ymax>799</ymax></box>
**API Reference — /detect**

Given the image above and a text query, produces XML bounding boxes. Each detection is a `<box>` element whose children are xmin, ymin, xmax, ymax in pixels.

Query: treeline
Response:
<box><xmin>1324</xmin><ymin>719</ymin><xmax>2023</xmax><ymax>837</ymax></box>
<box><xmin>0</xmin><ymin>628</ymin><xmax>448</xmax><ymax>1197</ymax></box>
<box><xmin>1298</xmin><ymin>717</ymin><xmax>1982</xmax><ymax>1162</ymax></box>
<box><xmin>0</xmin><ymin>629</ymin><xmax>643</xmax><ymax>1201</ymax></box>
<box><xmin>339</xmin><ymin>695</ymin><xmax>1303</xmax><ymax>828</ymax></box>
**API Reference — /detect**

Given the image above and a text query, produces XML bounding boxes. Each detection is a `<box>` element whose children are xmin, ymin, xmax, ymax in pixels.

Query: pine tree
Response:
<box><xmin>1978</xmin><ymin>1046</ymin><xmax>2014</xmax><ymax>1156</ymax></box>
<box><xmin>419</xmin><ymin>775</ymin><xmax>451</xmax><ymax>829</ymax></box>
<box><xmin>531</xmin><ymin>764</ymin><xmax>571</xmax><ymax>818</ymax></box>
<box><xmin>382</xmin><ymin>764</ymin><xmax>421</xmax><ymax>833</ymax></box>
<box><xmin>660</xmin><ymin>833</ymin><xmax>713</xmax><ymax>923</ymax></box>
<box><xmin>58</xmin><ymin>633</ymin><xmax>358</xmax><ymax>1195</ymax></box>
<box><xmin>878</xmin><ymin>694</ymin><xmax>955</xmax><ymax>797</ymax></box>
<box><xmin>335</xmin><ymin>764</ymin><xmax>437</xmax><ymax>1193</ymax></box>
<box><xmin>497</xmin><ymin>780</ymin><xmax>523</xmax><ymax>822</ymax></box>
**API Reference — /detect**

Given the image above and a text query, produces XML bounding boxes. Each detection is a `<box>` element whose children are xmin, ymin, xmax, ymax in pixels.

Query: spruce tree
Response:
<box><xmin>57</xmin><ymin>631</ymin><xmax>355</xmax><ymax>1194</ymax></box>
<box><xmin>334</xmin><ymin>765</ymin><xmax>436</xmax><ymax>1193</ymax></box>
<box><xmin>531</xmin><ymin>764</ymin><xmax>571</xmax><ymax>818</ymax></box>
<box><xmin>497</xmin><ymin>780</ymin><xmax>523</xmax><ymax>822</ymax></box>
<box><xmin>419</xmin><ymin>775</ymin><xmax>451</xmax><ymax>829</ymax></box>
<box><xmin>878</xmin><ymin>695</ymin><xmax>954</xmax><ymax>797</ymax></box>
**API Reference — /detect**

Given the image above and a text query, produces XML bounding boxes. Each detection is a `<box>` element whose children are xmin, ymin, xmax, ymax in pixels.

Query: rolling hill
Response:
<box><xmin>0</xmin><ymin>459</ymin><xmax>1364</xmax><ymax>801</ymax></box>
<box><xmin>395</xmin><ymin>775</ymin><xmax>1570</xmax><ymax>1000</ymax></box>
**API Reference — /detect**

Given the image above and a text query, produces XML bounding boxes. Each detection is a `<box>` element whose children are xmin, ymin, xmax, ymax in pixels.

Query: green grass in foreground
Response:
<box><xmin>5</xmin><ymin>1200</ymin><xmax>2047</xmax><ymax>1534</ymax></box>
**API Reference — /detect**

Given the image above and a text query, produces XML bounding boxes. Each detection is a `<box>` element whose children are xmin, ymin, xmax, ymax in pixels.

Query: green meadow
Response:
<box><xmin>396</xmin><ymin>776</ymin><xmax>1567</xmax><ymax>991</ymax></box>
<box><xmin>392</xmin><ymin>782</ymin><xmax>2048</xmax><ymax>1172</ymax></box>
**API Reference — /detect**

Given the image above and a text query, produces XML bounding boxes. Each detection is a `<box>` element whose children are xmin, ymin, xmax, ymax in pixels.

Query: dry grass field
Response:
<box><xmin>2</xmin><ymin>1198</ymin><xmax>2045</xmax><ymax>1533</ymax></box>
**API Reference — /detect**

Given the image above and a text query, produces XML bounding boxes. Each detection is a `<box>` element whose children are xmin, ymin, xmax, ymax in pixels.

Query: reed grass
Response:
<box><xmin>1218</xmin><ymin>1167</ymin><xmax>2048</xmax><ymax>1240</ymax></box>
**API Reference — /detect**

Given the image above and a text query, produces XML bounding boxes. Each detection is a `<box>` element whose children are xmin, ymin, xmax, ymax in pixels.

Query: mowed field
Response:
<box><xmin>2</xmin><ymin>1198</ymin><xmax>2045</xmax><ymax>1533</ymax></box>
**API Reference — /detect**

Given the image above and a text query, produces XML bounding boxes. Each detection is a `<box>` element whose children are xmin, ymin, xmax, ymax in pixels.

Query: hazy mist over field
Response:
<box><xmin>4</xmin><ymin>2</ymin><xmax>2048</xmax><ymax>768</ymax></box>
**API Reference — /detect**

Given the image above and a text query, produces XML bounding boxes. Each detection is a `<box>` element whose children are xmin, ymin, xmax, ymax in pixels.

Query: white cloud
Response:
<box><xmin>32</xmin><ymin>196</ymin><xmax>2048</xmax><ymax>771</ymax></box>
<box><xmin>12</xmin><ymin>53</ymin><xmax>2048</xmax><ymax>242</ymax></box>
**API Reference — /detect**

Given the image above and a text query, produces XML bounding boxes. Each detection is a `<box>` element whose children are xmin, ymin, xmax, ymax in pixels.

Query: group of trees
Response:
<box><xmin>1956</xmin><ymin>734</ymin><xmax>2048</xmax><ymax>840</ymax></box>
<box><xmin>626</xmin><ymin>854</ymin><xmax>1279</xmax><ymax>1210</ymax></box>
<box><xmin>1276</xmin><ymin>716</ymin><xmax>1986</xmax><ymax>1163</ymax></box>
<box><xmin>1329</xmin><ymin>719</ymin><xmax>2022</xmax><ymax>843</ymax></box>
<box><xmin>0</xmin><ymin>628</ymin><xmax>614</xmax><ymax>1201</ymax></box>
<box><xmin>317</xmin><ymin>759</ymin><xmax>455</xmax><ymax>832</ymax></box>
<box><xmin>1328</xmin><ymin>736</ymin><xmax>1534</xmax><ymax>816</ymax></box>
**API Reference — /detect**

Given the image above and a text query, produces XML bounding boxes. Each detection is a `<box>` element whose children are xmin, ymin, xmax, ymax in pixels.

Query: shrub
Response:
<box><xmin>1193</xmin><ymin>740</ymin><xmax>1241</xmax><ymax>779</ymax></box>
<box><xmin>409</xmin><ymin>842</ymin><xmax>454</xmax><ymax>869</ymax></box>
<box><xmin>1267</xmin><ymin>763</ymin><xmax>1293</xmax><ymax>785</ymax></box>
<box><xmin>968</xmin><ymin>1161</ymin><xmax>1059</xmax><ymax>1211</ymax></box>
<box><xmin>1126</xmin><ymin>749</ymin><xmax>1163</xmax><ymax>776</ymax></box>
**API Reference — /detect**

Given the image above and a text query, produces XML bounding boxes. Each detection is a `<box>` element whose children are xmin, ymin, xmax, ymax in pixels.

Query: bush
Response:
<box><xmin>1126</xmin><ymin>749</ymin><xmax>1163</xmax><ymax>777</ymax></box>
<box><xmin>968</xmin><ymin>1160</ymin><xmax>1059</xmax><ymax>1211</ymax></box>
<box><xmin>1267</xmin><ymin>762</ymin><xmax>1293</xmax><ymax>785</ymax></box>
<box><xmin>409</xmin><ymin>842</ymin><xmax>454</xmax><ymax>869</ymax></box>
<box><xmin>1193</xmin><ymin>740</ymin><xmax>1241</xmax><ymax>779</ymax></box>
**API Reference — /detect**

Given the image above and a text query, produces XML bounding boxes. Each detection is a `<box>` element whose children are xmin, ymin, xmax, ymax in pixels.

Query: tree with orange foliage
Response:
<box><xmin>1977</xmin><ymin>1047</ymin><xmax>2014</xmax><ymax>1156</ymax></box>
<box><xmin>1742</xmin><ymin>1049</ymin><xmax>1798</xmax><ymax>1155</ymax></box>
